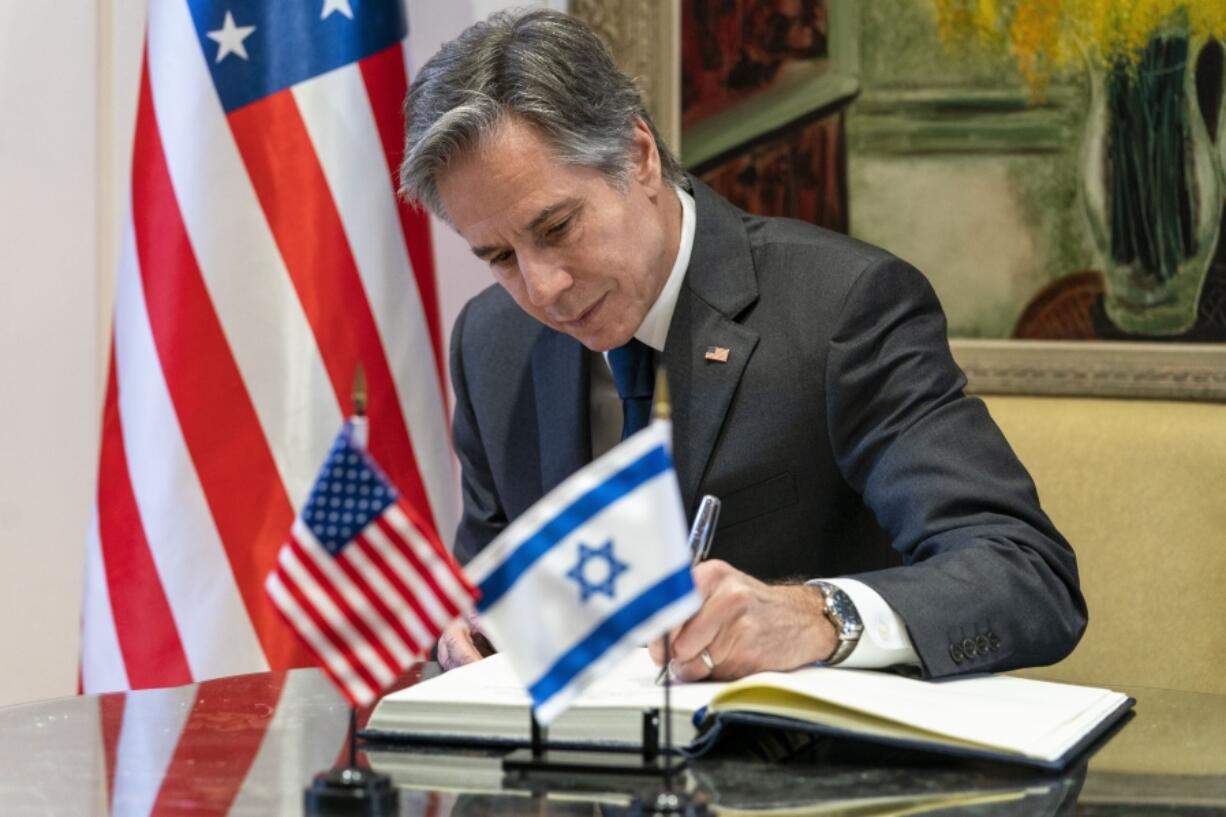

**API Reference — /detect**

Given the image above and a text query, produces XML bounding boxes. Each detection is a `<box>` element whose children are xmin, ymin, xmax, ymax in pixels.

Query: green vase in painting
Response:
<box><xmin>1080</xmin><ymin>30</ymin><xmax>1223</xmax><ymax>336</ymax></box>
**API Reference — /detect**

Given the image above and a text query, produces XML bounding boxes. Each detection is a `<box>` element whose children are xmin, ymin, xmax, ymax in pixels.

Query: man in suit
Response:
<box><xmin>399</xmin><ymin>9</ymin><xmax>1086</xmax><ymax>681</ymax></box>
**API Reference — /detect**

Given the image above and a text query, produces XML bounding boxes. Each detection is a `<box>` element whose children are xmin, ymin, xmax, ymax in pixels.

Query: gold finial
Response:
<box><xmin>652</xmin><ymin>365</ymin><xmax>671</xmax><ymax>422</ymax></box>
<box><xmin>352</xmin><ymin>362</ymin><xmax>367</xmax><ymax>418</ymax></box>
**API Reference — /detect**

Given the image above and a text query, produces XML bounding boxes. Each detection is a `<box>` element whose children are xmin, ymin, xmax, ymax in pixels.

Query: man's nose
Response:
<box><xmin>520</xmin><ymin>253</ymin><xmax>572</xmax><ymax>307</ymax></box>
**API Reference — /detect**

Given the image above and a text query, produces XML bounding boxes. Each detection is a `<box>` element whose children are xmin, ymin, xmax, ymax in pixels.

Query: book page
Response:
<box><xmin>711</xmin><ymin>668</ymin><xmax>1127</xmax><ymax>761</ymax></box>
<box><xmin>380</xmin><ymin>648</ymin><xmax>716</xmax><ymax>714</ymax></box>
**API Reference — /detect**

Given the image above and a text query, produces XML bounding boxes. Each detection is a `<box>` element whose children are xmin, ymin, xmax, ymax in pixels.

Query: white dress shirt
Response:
<box><xmin>589</xmin><ymin>187</ymin><xmax>919</xmax><ymax>669</ymax></box>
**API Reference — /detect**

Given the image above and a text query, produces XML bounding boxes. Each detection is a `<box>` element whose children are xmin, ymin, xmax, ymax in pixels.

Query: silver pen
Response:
<box><xmin>655</xmin><ymin>495</ymin><xmax>721</xmax><ymax>684</ymax></box>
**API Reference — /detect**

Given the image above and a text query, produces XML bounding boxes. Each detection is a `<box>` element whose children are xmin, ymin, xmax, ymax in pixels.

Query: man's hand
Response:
<box><xmin>649</xmin><ymin>560</ymin><xmax>837</xmax><ymax>681</ymax></box>
<box><xmin>436</xmin><ymin>612</ymin><xmax>496</xmax><ymax>670</ymax></box>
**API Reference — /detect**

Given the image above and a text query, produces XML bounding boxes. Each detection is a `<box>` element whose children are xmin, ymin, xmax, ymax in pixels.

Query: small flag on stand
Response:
<box><xmin>266</xmin><ymin>422</ymin><xmax>477</xmax><ymax>707</ymax></box>
<box><xmin>465</xmin><ymin>419</ymin><xmax>699</xmax><ymax>724</ymax></box>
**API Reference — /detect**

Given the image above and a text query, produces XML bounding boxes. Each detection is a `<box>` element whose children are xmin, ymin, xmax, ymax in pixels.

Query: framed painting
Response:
<box><xmin>581</xmin><ymin>0</ymin><xmax>1226</xmax><ymax>401</ymax></box>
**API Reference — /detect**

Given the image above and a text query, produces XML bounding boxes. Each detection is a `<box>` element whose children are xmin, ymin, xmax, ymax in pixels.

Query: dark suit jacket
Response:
<box><xmin>448</xmin><ymin>178</ymin><xmax>1087</xmax><ymax>678</ymax></box>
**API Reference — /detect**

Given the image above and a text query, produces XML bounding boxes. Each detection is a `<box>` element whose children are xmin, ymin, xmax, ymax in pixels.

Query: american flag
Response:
<box><xmin>81</xmin><ymin>0</ymin><xmax>457</xmax><ymax>693</ymax></box>
<box><xmin>266</xmin><ymin>422</ymin><xmax>476</xmax><ymax>706</ymax></box>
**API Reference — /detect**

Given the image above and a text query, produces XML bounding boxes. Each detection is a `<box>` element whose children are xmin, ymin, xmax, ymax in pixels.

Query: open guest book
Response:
<box><xmin>364</xmin><ymin>649</ymin><xmax>1133</xmax><ymax>771</ymax></box>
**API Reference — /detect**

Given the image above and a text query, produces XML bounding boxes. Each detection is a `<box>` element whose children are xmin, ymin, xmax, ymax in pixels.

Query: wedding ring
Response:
<box><xmin>700</xmin><ymin>649</ymin><xmax>716</xmax><ymax>671</ymax></box>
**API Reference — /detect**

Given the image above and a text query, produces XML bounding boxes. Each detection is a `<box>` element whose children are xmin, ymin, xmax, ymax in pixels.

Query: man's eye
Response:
<box><xmin>544</xmin><ymin>216</ymin><xmax>572</xmax><ymax>239</ymax></box>
<box><xmin>490</xmin><ymin>250</ymin><xmax>514</xmax><ymax>267</ymax></box>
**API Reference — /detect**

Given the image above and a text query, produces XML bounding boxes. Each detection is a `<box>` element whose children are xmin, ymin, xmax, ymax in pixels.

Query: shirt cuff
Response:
<box><xmin>815</xmin><ymin>577</ymin><xmax>920</xmax><ymax>669</ymax></box>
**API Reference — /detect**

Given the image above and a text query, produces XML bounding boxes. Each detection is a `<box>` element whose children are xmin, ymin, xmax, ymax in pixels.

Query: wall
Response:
<box><xmin>0</xmin><ymin>0</ymin><xmax>559</xmax><ymax>709</ymax></box>
<box><xmin>0</xmin><ymin>1</ymin><xmax>100</xmax><ymax>707</ymax></box>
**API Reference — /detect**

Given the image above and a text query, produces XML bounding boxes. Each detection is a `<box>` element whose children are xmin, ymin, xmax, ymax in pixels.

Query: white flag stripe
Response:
<box><xmin>265</xmin><ymin>573</ymin><xmax>375</xmax><ymax>705</ymax></box>
<box><xmin>80</xmin><ymin>512</ymin><xmax>130</xmax><ymax>694</ymax></box>
<box><xmin>361</xmin><ymin>522</ymin><xmax>455</xmax><ymax>630</ymax></box>
<box><xmin>290</xmin><ymin>521</ymin><xmax>414</xmax><ymax>667</ymax></box>
<box><xmin>146</xmin><ymin>0</ymin><xmax>342</xmax><ymax>507</ymax></box>
<box><xmin>468</xmin><ymin>421</ymin><xmax>699</xmax><ymax>723</ymax></box>
<box><xmin>467</xmin><ymin>423</ymin><xmax>676</xmax><ymax>583</ymax></box>
<box><xmin>293</xmin><ymin>67</ymin><xmax>457</xmax><ymax>534</ymax></box>
<box><xmin>478</xmin><ymin>470</ymin><xmax>692</xmax><ymax>666</ymax></box>
<box><xmin>112</xmin><ymin>220</ymin><xmax>268</xmax><ymax>680</ymax></box>
<box><xmin>384</xmin><ymin>505</ymin><xmax>473</xmax><ymax>604</ymax></box>
<box><xmin>533</xmin><ymin>593</ymin><xmax>701</xmax><ymax>724</ymax></box>
<box><xmin>342</xmin><ymin>542</ymin><xmax>436</xmax><ymax>650</ymax></box>
<box><xmin>276</xmin><ymin>549</ymin><xmax>396</xmax><ymax>687</ymax></box>
<box><xmin>110</xmin><ymin>684</ymin><xmax>197</xmax><ymax>817</ymax></box>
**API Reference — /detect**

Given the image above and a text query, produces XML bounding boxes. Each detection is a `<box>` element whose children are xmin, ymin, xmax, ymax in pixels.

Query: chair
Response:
<box><xmin>984</xmin><ymin>395</ymin><xmax>1226</xmax><ymax>695</ymax></box>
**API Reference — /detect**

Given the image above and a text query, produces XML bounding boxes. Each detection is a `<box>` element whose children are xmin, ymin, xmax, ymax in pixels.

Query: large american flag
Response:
<box><xmin>81</xmin><ymin>0</ymin><xmax>457</xmax><ymax>693</ymax></box>
<box><xmin>266</xmin><ymin>421</ymin><xmax>475</xmax><ymax>706</ymax></box>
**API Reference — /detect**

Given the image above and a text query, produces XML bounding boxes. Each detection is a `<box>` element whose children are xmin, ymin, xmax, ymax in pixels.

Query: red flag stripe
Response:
<box><xmin>289</xmin><ymin>526</ymin><xmax>418</xmax><ymax>664</ymax></box>
<box><xmin>287</xmin><ymin>534</ymin><xmax>404</xmax><ymax>674</ymax></box>
<box><xmin>272</xmin><ymin>565</ymin><xmax>384</xmax><ymax>700</ymax></box>
<box><xmin>385</xmin><ymin>503</ymin><xmax>478</xmax><ymax>599</ymax></box>
<box><xmin>95</xmin><ymin>340</ymin><xmax>192</xmax><ymax>688</ymax></box>
<box><xmin>374</xmin><ymin>516</ymin><xmax>463</xmax><ymax>620</ymax></box>
<box><xmin>149</xmin><ymin>676</ymin><xmax>287</xmax><ymax>816</ymax></box>
<box><xmin>358</xmin><ymin>44</ymin><xmax>448</xmax><ymax>401</ymax></box>
<box><xmin>333</xmin><ymin>550</ymin><xmax>425</xmax><ymax>656</ymax></box>
<box><xmin>129</xmin><ymin>56</ymin><xmax>312</xmax><ymax>672</ymax></box>
<box><xmin>275</xmin><ymin>550</ymin><xmax>395</xmax><ymax>689</ymax></box>
<box><xmin>351</xmin><ymin>536</ymin><xmax>445</xmax><ymax>636</ymax></box>
<box><xmin>361</xmin><ymin>522</ymin><xmax>456</xmax><ymax>630</ymax></box>
<box><xmin>225</xmin><ymin>91</ymin><xmax>438</xmax><ymax>536</ymax></box>
<box><xmin>98</xmin><ymin>692</ymin><xmax>127</xmax><ymax>812</ymax></box>
<box><xmin>266</xmin><ymin>574</ymin><xmax>375</xmax><ymax>706</ymax></box>
<box><xmin>340</xmin><ymin>541</ymin><xmax>435</xmax><ymax>649</ymax></box>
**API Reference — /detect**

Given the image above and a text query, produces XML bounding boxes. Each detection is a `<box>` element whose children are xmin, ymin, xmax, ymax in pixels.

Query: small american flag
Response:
<box><xmin>265</xmin><ymin>422</ymin><xmax>477</xmax><ymax>706</ymax></box>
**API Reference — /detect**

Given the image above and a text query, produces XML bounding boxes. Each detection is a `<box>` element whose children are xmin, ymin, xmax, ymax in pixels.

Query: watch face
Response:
<box><xmin>826</xmin><ymin>586</ymin><xmax>863</xmax><ymax>636</ymax></box>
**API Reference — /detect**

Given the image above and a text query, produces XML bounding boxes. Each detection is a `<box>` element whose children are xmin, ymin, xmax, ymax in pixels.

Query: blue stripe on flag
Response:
<box><xmin>528</xmin><ymin>565</ymin><xmax>695</xmax><ymax>707</ymax></box>
<box><xmin>476</xmin><ymin>445</ymin><xmax>672</xmax><ymax>611</ymax></box>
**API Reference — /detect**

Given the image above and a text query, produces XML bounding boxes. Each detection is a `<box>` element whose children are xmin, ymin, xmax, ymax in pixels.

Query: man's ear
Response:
<box><xmin>628</xmin><ymin>116</ymin><xmax>663</xmax><ymax>192</ymax></box>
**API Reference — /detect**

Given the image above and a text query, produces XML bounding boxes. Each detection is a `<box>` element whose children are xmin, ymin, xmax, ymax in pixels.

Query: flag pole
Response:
<box><xmin>652</xmin><ymin>366</ymin><xmax>677</xmax><ymax>778</ymax></box>
<box><xmin>349</xmin><ymin>363</ymin><xmax>366</xmax><ymax>765</ymax></box>
<box><xmin>501</xmin><ymin>364</ymin><xmax>702</xmax><ymax>809</ymax></box>
<box><xmin>350</xmin><ymin>362</ymin><xmax>369</xmax><ymax>449</ymax></box>
<box><xmin>302</xmin><ymin>362</ymin><xmax>395</xmax><ymax>817</ymax></box>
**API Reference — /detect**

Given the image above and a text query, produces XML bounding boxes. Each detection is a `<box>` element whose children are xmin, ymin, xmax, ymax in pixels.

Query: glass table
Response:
<box><xmin>2</xmin><ymin>666</ymin><xmax>1223</xmax><ymax>815</ymax></box>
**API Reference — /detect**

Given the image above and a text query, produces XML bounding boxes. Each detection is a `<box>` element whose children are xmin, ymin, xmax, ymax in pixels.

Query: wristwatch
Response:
<box><xmin>808</xmin><ymin>580</ymin><xmax>864</xmax><ymax>666</ymax></box>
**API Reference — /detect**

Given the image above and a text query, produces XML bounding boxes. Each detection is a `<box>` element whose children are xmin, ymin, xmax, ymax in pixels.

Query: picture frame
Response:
<box><xmin>580</xmin><ymin>0</ymin><xmax>1226</xmax><ymax>403</ymax></box>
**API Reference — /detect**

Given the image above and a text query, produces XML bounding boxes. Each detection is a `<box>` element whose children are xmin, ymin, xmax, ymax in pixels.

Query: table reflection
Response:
<box><xmin>0</xmin><ymin>666</ymin><xmax>1222</xmax><ymax>816</ymax></box>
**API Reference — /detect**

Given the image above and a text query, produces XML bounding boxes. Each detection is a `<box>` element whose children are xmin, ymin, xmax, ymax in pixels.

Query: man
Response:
<box><xmin>399</xmin><ymin>9</ymin><xmax>1086</xmax><ymax>681</ymax></box>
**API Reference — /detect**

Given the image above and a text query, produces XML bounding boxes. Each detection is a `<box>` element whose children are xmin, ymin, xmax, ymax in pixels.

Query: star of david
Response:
<box><xmin>565</xmin><ymin>540</ymin><xmax>629</xmax><ymax>602</ymax></box>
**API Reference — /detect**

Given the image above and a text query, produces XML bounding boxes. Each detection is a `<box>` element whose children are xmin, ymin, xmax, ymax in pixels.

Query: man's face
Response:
<box><xmin>436</xmin><ymin>117</ymin><xmax>678</xmax><ymax>352</ymax></box>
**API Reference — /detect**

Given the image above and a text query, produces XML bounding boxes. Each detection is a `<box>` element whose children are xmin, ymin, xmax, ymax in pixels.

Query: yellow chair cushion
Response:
<box><xmin>983</xmin><ymin>395</ymin><xmax>1226</xmax><ymax>695</ymax></box>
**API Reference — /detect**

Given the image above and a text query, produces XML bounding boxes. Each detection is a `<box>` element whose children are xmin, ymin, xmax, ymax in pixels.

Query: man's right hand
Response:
<box><xmin>436</xmin><ymin>613</ymin><xmax>496</xmax><ymax>670</ymax></box>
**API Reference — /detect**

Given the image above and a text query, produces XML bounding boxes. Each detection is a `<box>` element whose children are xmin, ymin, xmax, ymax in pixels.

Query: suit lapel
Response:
<box><xmin>532</xmin><ymin>328</ymin><xmax>591</xmax><ymax>495</ymax></box>
<box><xmin>665</xmin><ymin>298</ymin><xmax>758</xmax><ymax>512</ymax></box>
<box><xmin>665</xmin><ymin>178</ymin><xmax>761</xmax><ymax>511</ymax></box>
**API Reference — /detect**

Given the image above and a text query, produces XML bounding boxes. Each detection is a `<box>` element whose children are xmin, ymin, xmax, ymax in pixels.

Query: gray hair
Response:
<box><xmin>399</xmin><ymin>7</ymin><xmax>685</xmax><ymax>219</ymax></box>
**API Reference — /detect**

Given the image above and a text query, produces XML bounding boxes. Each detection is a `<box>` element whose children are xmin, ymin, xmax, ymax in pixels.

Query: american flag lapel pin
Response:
<box><xmin>704</xmin><ymin>346</ymin><xmax>730</xmax><ymax>363</ymax></box>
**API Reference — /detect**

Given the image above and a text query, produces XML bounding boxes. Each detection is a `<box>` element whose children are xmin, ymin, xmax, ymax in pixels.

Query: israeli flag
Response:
<box><xmin>465</xmin><ymin>420</ymin><xmax>700</xmax><ymax>723</ymax></box>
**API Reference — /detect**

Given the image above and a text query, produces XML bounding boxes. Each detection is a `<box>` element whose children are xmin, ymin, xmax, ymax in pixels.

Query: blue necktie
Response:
<box><xmin>607</xmin><ymin>338</ymin><xmax>655</xmax><ymax>440</ymax></box>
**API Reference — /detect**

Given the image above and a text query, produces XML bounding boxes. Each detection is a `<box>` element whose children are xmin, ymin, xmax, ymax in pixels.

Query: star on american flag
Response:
<box><xmin>207</xmin><ymin>11</ymin><xmax>256</xmax><ymax>63</ymax></box>
<box><xmin>321</xmin><ymin>0</ymin><xmax>355</xmax><ymax>20</ymax></box>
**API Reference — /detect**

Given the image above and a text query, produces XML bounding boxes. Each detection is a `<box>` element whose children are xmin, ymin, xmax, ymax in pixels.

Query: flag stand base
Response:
<box><xmin>504</xmin><ymin>707</ymin><xmax>684</xmax><ymax>778</ymax></box>
<box><xmin>502</xmin><ymin>708</ymin><xmax>706</xmax><ymax>813</ymax></box>
<box><xmin>303</xmin><ymin>766</ymin><xmax>397</xmax><ymax>816</ymax></box>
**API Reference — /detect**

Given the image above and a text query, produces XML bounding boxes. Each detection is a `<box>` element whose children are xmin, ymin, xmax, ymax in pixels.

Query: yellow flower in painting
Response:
<box><xmin>974</xmin><ymin>0</ymin><xmax>1004</xmax><ymax>45</ymax></box>
<box><xmin>930</xmin><ymin>0</ymin><xmax>1226</xmax><ymax>90</ymax></box>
